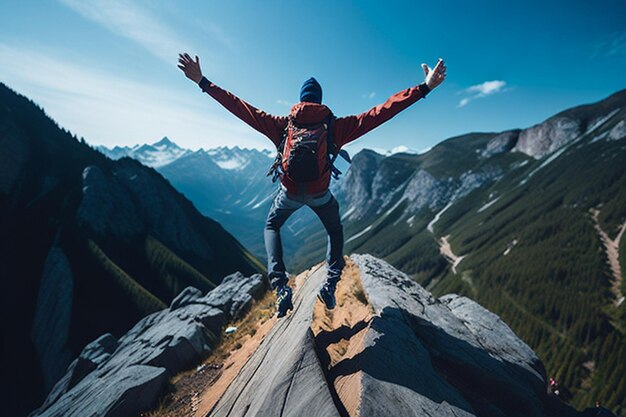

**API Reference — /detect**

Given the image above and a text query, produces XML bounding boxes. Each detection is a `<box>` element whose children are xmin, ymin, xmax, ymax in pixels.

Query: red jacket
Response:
<box><xmin>199</xmin><ymin>77</ymin><xmax>429</xmax><ymax>195</ymax></box>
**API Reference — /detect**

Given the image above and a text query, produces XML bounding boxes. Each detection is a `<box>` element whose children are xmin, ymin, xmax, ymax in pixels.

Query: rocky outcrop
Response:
<box><xmin>209</xmin><ymin>264</ymin><xmax>340</xmax><ymax>417</ymax></box>
<box><xmin>372</xmin><ymin>166</ymin><xmax>503</xmax><ymax>218</ymax></box>
<box><xmin>330</xmin><ymin>254</ymin><xmax>550</xmax><ymax>416</ymax></box>
<box><xmin>76</xmin><ymin>165</ymin><xmax>144</xmax><ymax>241</ymax></box>
<box><xmin>609</xmin><ymin>119</ymin><xmax>626</xmax><ymax>141</ymax></box>
<box><xmin>403</xmin><ymin>169</ymin><xmax>454</xmax><ymax>213</ymax></box>
<box><xmin>513</xmin><ymin>116</ymin><xmax>581</xmax><ymax>159</ymax></box>
<box><xmin>30</xmin><ymin>272</ymin><xmax>266</xmax><ymax>417</ymax></box>
<box><xmin>32</xmin><ymin>254</ymin><xmax>618</xmax><ymax>417</ymax></box>
<box><xmin>200</xmin><ymin>271</ymin><xmax>266</xmax><ymax>319</ymax></box>
<box><xmin>337</xmin><ymin>149</ymin><xmax>384</xmax><ymax>221</ymax></box>
<box><xmin>481</xmin><ymin>130</ymin><xmax>519</xmax><ymax>158</ymax></box>
<box><xmin>204</xmin><ymin>255</ymin><xmax>592</xmax><ymax>417</ymax></box>
<box><xmin>452</xmin><ymin>166</ymin><xmax>504</xmax><ymax>200</ymax></box>
<box><xmin>30</xmin><ymin>238</ymin><xmax>74</xmax><ymax>391</ymax></box>
<box><xmin>337</xmin><ymin>149</ymin><xmax>504</xmax><ymax>226</ymax></box>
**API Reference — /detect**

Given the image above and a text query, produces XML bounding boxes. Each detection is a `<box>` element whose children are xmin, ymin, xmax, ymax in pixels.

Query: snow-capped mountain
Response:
<box><xmin>98</xmin><ymin>139</ymin><xmax>278</xmax><ymax>258</ymax></box>
<box><xmin>97</xmin><ymin>137</ymin><xmax>190</xmax><ymax>168</ymax></box>
<box><xmin>207</xmin><ymin>146</ymin><xmax>274</xmax><ymax>170</ymax></box>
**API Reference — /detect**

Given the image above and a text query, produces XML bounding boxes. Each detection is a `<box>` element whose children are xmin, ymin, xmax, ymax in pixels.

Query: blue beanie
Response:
<box><xmin>299</xmin><ymin>77</ymin><xmax>322</xmax><ymax>104</ymax></box>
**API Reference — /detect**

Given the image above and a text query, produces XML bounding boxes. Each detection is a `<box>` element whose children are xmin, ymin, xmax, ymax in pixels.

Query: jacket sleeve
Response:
<box><xmin>198</xmin><ymin>77</ymin><xmax>287</xmax><ymax>147</ymax></box>
<box><xmin>333</xmin><ymin>83</ymin><xmax>430</xmax><ymax>148</ymax></box>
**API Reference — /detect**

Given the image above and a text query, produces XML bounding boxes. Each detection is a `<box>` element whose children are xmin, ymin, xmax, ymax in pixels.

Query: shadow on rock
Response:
<box><xmin>316</xmin><ymin>306</ymin><xmax>581</xmax><ymax>417</ymax></box>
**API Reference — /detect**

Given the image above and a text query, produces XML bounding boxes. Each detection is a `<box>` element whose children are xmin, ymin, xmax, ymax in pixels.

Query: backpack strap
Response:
<box><xmin>325</xmin><ymin>114</ymin><xmax>351</xmax><ymax>179</ymax></box>
<box><xmin>266</xmin><ymin>116</ymin><xmax>292</xmax><ymax>182</ymax></box>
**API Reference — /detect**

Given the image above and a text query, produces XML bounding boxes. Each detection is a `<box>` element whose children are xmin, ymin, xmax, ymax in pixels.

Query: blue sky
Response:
<box><xmin>1</xmin><ymin>0</ymin><xmax>625</xmax><ymax>154</ymax></box>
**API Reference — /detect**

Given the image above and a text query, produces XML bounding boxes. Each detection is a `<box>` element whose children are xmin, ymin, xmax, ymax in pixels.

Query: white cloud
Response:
<box><xmin>466</xmin><ymin>80</ymin><xmax>506</xmax><ymax>95</ymax></box>
<box><xmin>276</xmin><ymin>99</ymin><xmax>291</xmax><ymax>106</ymax></box>
<box><xmin>0</xmin><ymin>44</ymin><xmax>268</xmax><ymax>150</ymax></box>
<box><xmin>362</xmin><ymin>91</ymin><xmax>376</xmax><ymax>99</ymax></box>
<box><xmin>59</xmin><ymin>0</ymin><xmax>193</xmax><ymax>64</ymax></box>
<box><xmin>458</xmin><ymin>80</ymin><xmax>507</xmax><ymax>107</ymax></box>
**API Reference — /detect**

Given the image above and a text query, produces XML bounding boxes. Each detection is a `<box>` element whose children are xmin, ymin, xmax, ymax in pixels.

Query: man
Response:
<box><xmin>178</xmin><ymin>53</ymin><xmax>446</xmax><ymax>317</ymax></box>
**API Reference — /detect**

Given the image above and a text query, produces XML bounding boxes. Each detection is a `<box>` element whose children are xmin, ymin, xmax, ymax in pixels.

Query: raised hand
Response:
<box><xmin>421</xmin><ymin>58</ymin><xmax>447</xmax><ymax>90</ymax></box>
<box><xmin>178</xmin><ymin>53</ymin><xmax>203</xmax><ymax>84</ymax></box>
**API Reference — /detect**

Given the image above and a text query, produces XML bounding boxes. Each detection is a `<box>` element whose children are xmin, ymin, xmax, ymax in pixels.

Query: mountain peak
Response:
<box><xmin>152</xmin><ymin>136</ymin><xmax>178</xmax><ymax>148</ymax></box>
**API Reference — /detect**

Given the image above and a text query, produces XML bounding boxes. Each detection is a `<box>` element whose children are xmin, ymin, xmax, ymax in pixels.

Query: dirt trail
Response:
<box><xmin>439</xmin><ymin>235</ymin><xmax>465</xmax><ymax>274</ymax></box>
<box><xmin>591</xmin><ymin>209</ymin><xmax>626</xmax><ymax>307</ymax></box>
<box><xmin>193</xmin><ymin>315</ymin><xmax>277</xmax><ymax>417</ymax></box>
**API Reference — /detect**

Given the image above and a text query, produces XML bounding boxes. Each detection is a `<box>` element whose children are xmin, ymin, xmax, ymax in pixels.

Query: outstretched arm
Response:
<box><xmin>178</xmin><ymin>53</ymin><xmax>287</xmax><ymax>146</ymax></box>
<box><xmin>334</xmin><ymin>58</ymin><xmax>447</xmax><ymax>148</ymax></box>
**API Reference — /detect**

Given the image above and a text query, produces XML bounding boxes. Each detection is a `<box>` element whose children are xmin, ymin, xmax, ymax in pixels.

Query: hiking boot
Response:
<box><xmin>318</xmin><ymin>281</ymin><xmax>337</xmax><ymax>310</ymax></box>
<box><xmin>276</xmin><ymin>285</ymin><xmax>293</xmax><ymax>318</ymax></box>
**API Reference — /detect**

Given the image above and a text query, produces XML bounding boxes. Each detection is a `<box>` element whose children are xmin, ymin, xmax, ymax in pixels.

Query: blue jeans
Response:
<box><xmin>264</xmin><ymin>187</ymin><xmax>345</xmax><ymax>289</ymax></box>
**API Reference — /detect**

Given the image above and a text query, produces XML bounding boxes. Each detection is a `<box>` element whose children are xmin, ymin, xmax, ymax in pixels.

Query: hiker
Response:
<box><xmin>178</xmin><ymin>52</ymin><xmax>446</xmax><ymax>317</ymax></box>
<box><xmin>548</xmin><ymin>377</ymin><xmax>561</xmax><ymax>397</ymax></box>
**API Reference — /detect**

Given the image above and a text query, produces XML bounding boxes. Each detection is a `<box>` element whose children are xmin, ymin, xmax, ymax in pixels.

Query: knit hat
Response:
<box><xmin>299</xmin><ymin>77</ymin><xmax>322</xmax><ymax>104</ymax></box>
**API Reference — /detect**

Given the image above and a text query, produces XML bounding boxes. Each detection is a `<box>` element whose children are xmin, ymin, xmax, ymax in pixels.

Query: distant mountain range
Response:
<box><xmin>0</xmin><ymin>83</ymin><xmax>264</xmax><ymax>416</ymax></box>
<box><xmin>97</xmin><ymin>140</ymin><xmax>279</xmax><ymax>259</ymax></box>
<box><xmin>96</xmin><ymin>138</ymin><xmax>409</xmax><ymax>261</ymax></box>
<box><xmin>96</xmin><ymin>138</ymin><xmax>273</xmax><ymax>170</ymax></box>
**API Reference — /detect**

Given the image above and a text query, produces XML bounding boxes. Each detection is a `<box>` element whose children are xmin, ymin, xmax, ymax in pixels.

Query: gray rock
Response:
<box><xmin>211</xmin><ymin>255</ymin><xmax>576</xmax><ymax>417</ymax></box>
<box><xmin>370</xmin><ymin>156</ymin><xmax>415</xmax><ymax>205</ymax></box>
<box><xmin>201</xmin><ymin>272</ymin><xmax>266</xmax><ymax>320</ymax></box>
<box><xmin>350</xmin><ymin>254</ymin><xmax>551</xmax><ymax>417</ymax></box>
<box><xmin>608</xmin><ymin>119</ymin><xmax>626</xmax><ymax>141</ymax></box>
<box><xmin>30</xmin><ymin>239</ymin><xmax>74</xmax><ymax>391</ymax></box>
<box><xmin>69</xmin><ymin>333</ymin><xmax>119</xmax><ymax>388</ymax></box>
<box><xmin>337</xmin><ymin>149</ymin><xmax>384</xmax><ymax>221</ymax></box>
<box><xmin>327</xmin><ymin>308</ymin><xmax>475</xmax><ymax>417</ymax></box>
<box><xmin>210</xmin><ymin>265</ymin><xmax>340</xmax><ymax>417</ymax></box>
<box><xmin>481</xmin><ymin>130</ymin><xmax>519</xmax><ymax>158</ymax></box>
<box><xmin>32</xmin><ymin>271</ymin><xmax>265</xmax><ymax>417</ymax></box>
<box><xmin>36</xmin><ymin>365</ymin><xmax>167</xmax><ymax>417</ymax></box>
<box><xmin>31</xmin><ymin>334</ymin><xmax>120</xmax><ymax>415</ymax></box>
<box><xmin>452</xmin><ymin>166</ymin><xmax>503</xmax><ymax>200</ymax></box>
<box><xmin>513</xmin><ymin>116</ymin><xmax>581</xmax><ymax>159</ymax></box>
<box><xmin>76</xmin><ymin>165</ymin><xmax>145</xmax><ymax>240</ymax></box>
<box><xmin>170</xmin><ymin>286</ymin><xmax>203</xmax><ymax>310</ymax></box>
<box><xmin>403</xmin><ymin>169</ymin><xmax>454</xmax><ymax>213</ymax></box>
<box><xmin>33</xmin><ymin>254</ymin><xmax>590</xmax><ymax>417</ymax></box>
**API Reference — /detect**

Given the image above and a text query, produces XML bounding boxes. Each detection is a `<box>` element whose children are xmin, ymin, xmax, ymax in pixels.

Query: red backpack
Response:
<box><xmin>267</xmin><ymin>114</ymin><xmax>350</xmax><ymax>183</ymax></box>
